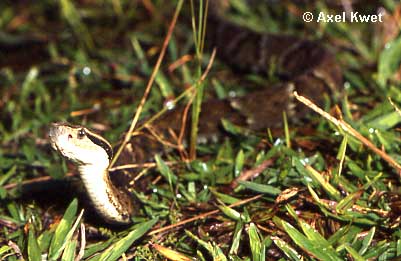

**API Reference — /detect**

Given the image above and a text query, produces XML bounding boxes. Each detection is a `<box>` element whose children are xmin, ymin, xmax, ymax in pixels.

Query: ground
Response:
<box><xmin>1</xmin><ymin>0</ymin><xmax>401</xmax><ymax>260</ymax></box>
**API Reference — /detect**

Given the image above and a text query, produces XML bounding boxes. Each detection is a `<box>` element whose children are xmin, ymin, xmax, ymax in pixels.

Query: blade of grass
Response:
<box><xmin>237</xmin><ymin>180</ymin><xmax>281</xmax><ymax>196</ymax></box>
<box><xmin>377</xmin><ymin>35</ymin><xmax>401</xmax><ymax>88</ymax></box>
<box><xmin>358</xmin><ymin>227</ymin><xmax>375</xmax><ymax>255</ymax></box>
<box><xmin>335</xmin><ymin>135</ymin><xmax>347</xmax><ymax>179</ymax></box>
<box><xmin>229</xmin><ymin>221</ymin><xmax>243</xmax><ymax>255</ymax></box>
<box><xmin>217</xmin><ymin>204</ymin><xmax>243</xmax><ymax>222</ymax></box>
<box><xmin>234</xmin><ymin>149</ymin><xmax>244</xmax><ymax>178</ymax></box>
<box><xmin>283</xmin><ymin>111</ymin><xmax>291</xmax><ymax>148</ymax></box>
<box><xmin>59</xmin><ymin>0</ymin><xmax>94</xmax><ymax>49</ymax></box>
<box><xmin>186</xmin><ymin>230</ymin><xmax>228</xmax><ymax>261</ymax></box>
<box><xmin>0</xmin><ymin>246</ymin><xmax>12</xmax><ymax>259</ymax></box>
<box><xmin>344</xmin><ymin>244</ymin><xmax>365</xmax><ymax>261</ymax></box>
<box><xmin>151</xmin><ymin>243</ymin><xmax>193</xmax><ymax>261</ymax></box>
<box><xmin>98</xmin><ymin>218</ymin><xmax>158</xmax><ymax>261</ymax></box>
<box><xmin>155</xmin><ymin>154</ymin><xmax>177</xmax><ymax>189</ymax></box>
<box><xmin>272</xmin><ymin>236</ymin><xmax>302</xmax><ymax>261</ymax></box>
<box><xmin>48</xmin><ymin>199</ymin><xmax>78</xmax><ymax>260</ymax></box>
<box><xmin>28</xmin><ymin>227</ymin><xmax>41</xmax><ymax>261</ymax></box>
<box><xmin>305</xmin><ymin>165</ymin><xmax>341</xmax><ymax>201</ymax></box>
<box><xmin>248</xmin><ymin>223</ymin><xmax>265</xmax><ymax>261</ymax></box>
<box><xmin>61</xmin><ymin>239</ymin><xmax>77</xmax><ymax>261</ymax></box>
<box><xmin>49</xmin><ymin>199</ymin><xmax>84</xmax><ymax>260</ymax></box>
<box><xmin>189</xmin><ymin>0</ymin><xmax>209</xmax><ymax>160</ymax></box>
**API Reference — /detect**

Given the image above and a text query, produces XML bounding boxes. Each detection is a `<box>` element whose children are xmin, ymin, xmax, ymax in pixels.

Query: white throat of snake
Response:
<box><xmin>48</xmin><ymin>122</ymin><xmax>133</xmax><ymax>224</ymax></box>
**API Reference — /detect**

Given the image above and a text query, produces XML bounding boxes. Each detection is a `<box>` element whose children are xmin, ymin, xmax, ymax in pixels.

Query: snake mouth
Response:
<box><xmin>48</xmin><ymin>123</ymin><xmax>65</xmax><ymax>151</ymax></box>
<box><xmin>48</xmin><ymin>124</ymin><xmax>58</xmax><ymax>150</ymax></box>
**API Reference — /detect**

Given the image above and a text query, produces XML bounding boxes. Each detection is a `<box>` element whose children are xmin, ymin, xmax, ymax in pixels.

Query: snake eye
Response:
<box><xmin>77</xmin><ymin>128</ymin><xmax>86</xmax><ymax>139</ymax></box>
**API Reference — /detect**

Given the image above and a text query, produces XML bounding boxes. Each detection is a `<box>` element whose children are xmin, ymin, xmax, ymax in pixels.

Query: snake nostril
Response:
<box><xmin>68</xmin><ymin>134</ymin><xmax>73</xmax><ymax>140</ymax></box>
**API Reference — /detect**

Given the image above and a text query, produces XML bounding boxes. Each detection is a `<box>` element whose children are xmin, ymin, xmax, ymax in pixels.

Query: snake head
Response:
<box><xmin>49</xmin><ymin>122</ymin><xmax>113</xmax><ymax>166</ymax></box>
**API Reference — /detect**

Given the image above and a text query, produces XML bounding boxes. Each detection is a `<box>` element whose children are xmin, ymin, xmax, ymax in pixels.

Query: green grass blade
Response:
<box><xmin>0</xmin><ymin>165</ymin><xmax>16</xmax><ymax>186</ymax></box>
<box><xmin>0</xmin><ymin>246</ymin><xmax>12</xmax><ymax>259</ymax></box>
<box><xmin>305</xmin><ymin>165</ymin><xmax>341</xmax><ymax>201</ymax></box>
<box><xmin>186</xmin><ymin>230</ymin><xmax>228</xmax><ymax>261</ymax></box>
<box><xmin>335</xmin><ymin>135</ymin><xmax>347</xmax><ymax>178</ymax></box>
<box><xmin>248</xmin><ymin>223</ymin><xmax>265</xmax><ymax>261</ymax></box>
<box><xmin>335</xmin><ymin>190</ymin><xmax>362</xmax><ymax>214</ymax></box>
<box><xmin>28</xmin><ymin>227</ymin><xmax>41</xmax><ymax>261</ymax></box>
<box><xmin>358</xmin><ymin>227</ymin><xmax>375</xmax><ymax>255</ymax></box>
<box><xmin>283</xmin><ymin>111</ymin><xmax>291</xmax><ymax>148</ymax></box>
<box><xmin>61</xmin><ymin>239</ymin><xmax>77</xmax><ymax>261</ymax></box>
<box><xmin>48</xmin><ymin>199</ymin><xmax>78</xmax><ymax>260</ymax></box>
<box><xmin>98</xmin><ymin>218</ymin><xmax>158</xmax><ymax>261</ymax></box>
<box><xmin>229</xmin><ymin>221</ymin><xmax>243</xmax><ymax>255</ymax></box>
<box><xmin>155</xmin><ymin>154</ymin><xmax>178</xmax><ymax>187</ymax></box>
<box><xmin>217</xmin><ymin>204</ymin><xmax>242</xmax><ymax>222</ymax></box>
<box><xmin>281</xmin><ymin>219</ymin><xmax>342</xmax><ymax>260</ymax></box>
<box><xmin>272</xmin><ymin>236</ymin><xmax>301</xmax><ymax>261</ymax></box>
<box><xmin>59</xmin><ymin>0</ymin><xmax>94</xmax><ymax>49</ymax></box>
<box><xmin>234</xmin><ymin>149</ymin><xmax>244</xmax><ymax>177</ymax></box>
<box><xmin>344</xmin><ymin>244</ymin><xmax>365</xmax><ymax>261</ymax></box>
<box><xmin>377</xmin><ymin>35</ymin><xmax>401</xmax><ymax>88</ymax></box>
<box><xmin>238</xmin><ymin>180</ymin><xmax>281</xmax><ymax>195</ymax></box>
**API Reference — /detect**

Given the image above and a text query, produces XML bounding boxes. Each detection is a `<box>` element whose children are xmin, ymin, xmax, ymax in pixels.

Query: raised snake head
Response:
<box><xmin>49</xmin><ymin>123</ymin><xmax>113</xmax><ymax>167</ymax></box>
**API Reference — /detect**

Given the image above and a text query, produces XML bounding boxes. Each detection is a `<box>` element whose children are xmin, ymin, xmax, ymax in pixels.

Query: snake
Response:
<box><xmin>49</xmin><ymin>123</ymin><xmax>134</xmax><ymax>224</ymax></box>
<box><xmin>49</xmin><ymin>2</ymin><xmax>343</xmax><ymax>224</ymax></box>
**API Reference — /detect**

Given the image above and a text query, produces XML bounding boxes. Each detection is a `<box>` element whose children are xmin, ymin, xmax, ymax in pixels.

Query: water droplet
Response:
<box><xmin>83</xmin><ymin>66</ymin><xmax>91</xmax><ymax>75</ymax></box>
<box><xmin>165</xmin><ymin>100</ymin><xmax>175</xmax><ymax>110</ymax></box>
<box><xmin>201</xmin><ymin>163</ymin><xmax>208</xmax><ymax>171</ymax></box>
<box><xmin>273</xmin><ymin>138</ymin><xmax>282</xmax><ymax>146</ymax></box>
<box><xmin>229</xmin><ymin>91</ymin><xmax>237</xmax><ymax>98</ymax></box>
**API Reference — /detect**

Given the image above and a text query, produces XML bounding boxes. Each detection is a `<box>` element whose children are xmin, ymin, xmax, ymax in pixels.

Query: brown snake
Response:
<box><xmin>49</xmin><ymin>2</ymin><xmax>342</xmax><ymax>224</ymax></box>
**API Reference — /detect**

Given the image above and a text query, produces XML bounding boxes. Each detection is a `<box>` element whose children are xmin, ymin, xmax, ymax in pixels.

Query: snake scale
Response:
<box><xmin>50</xmin><ymin>1</ymin><xmax>343</xmax><ymax>224</ymax></box>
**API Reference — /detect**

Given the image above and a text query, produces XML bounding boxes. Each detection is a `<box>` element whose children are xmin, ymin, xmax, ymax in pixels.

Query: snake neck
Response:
<box><xmin>78</xmin><ymin>163</ymin><xmax>133</xmax><ymax>224</ymax></box>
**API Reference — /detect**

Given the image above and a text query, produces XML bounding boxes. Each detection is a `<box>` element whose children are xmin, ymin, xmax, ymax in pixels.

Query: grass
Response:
<box><xmin>1</xmin><ymin>0</ymin><xmax>401</xmax><ymax>260</ymax></box>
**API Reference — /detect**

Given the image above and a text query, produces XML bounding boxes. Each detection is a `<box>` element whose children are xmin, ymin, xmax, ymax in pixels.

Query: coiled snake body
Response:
<box><xmin>49</xmin><ymin>3</ymin><xmax>342</xmax><ymax>224</ymax></box>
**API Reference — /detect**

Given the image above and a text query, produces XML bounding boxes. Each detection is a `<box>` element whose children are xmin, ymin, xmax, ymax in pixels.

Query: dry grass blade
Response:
<box><xmin>4</xmin><ymin>173</ymin><xmax>76</xmax><ymax>190</ymax></box>
<box><xmin>151</xmin><ymin>243</ymin><xmax>192</xmax><ymax>261</ymax></box>
<box><xmin>388</xmin><ymin>97</ymin><xmax>401</xmax><ymax>117</ymax></box>
<box><xmin>230</xmin><ymin>159</ymin><xmax>274</xmax><ymax>189</ymax></box>
<box><xmin>109</xmin><ymin>162</ymin><xmax>176</xmax><ymax>171</ymax></box>
<box><xmin>75</xmin><ymin>223</ymin><xmax>86</xmax><ymax>261</ymax></box>
<box><xmin>294</xmin><ymin>91</ymin><xmax>401</xmax><ymax>177</ymax></box>
<box><xmin>176</xmin><ymin>92</ymin><xmax>195</xmax><ymax>161</ymax></box>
